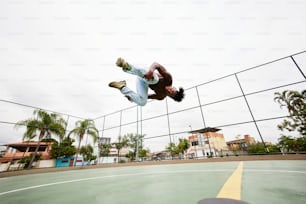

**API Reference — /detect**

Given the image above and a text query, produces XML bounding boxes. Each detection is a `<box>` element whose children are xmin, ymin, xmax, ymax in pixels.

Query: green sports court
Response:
<box><xmin>0</xmin><ymin>159</ymin><xmax>305</xmax><ymax>204</ymax></box>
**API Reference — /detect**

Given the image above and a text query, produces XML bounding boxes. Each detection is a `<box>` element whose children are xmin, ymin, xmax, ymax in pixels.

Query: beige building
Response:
<box><xmin>187</xmin><ymin>127</ymin><xmax>228</xmax><ymax>158</ymax></box>
<box><xmin>0</xmin><ymin>142</ymin><xmax>53</xmax><ymax>163</ymax></box>
<box><xmin>226</xmin><ymin>135</ymin><xmax>256</xmax><ymax>151</ymax></box>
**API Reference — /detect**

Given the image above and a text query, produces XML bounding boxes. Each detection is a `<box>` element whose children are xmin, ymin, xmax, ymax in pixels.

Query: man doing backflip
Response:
<box><xmin>109</xmin><ymin>58</ymin><xmax>185</xmax><ymax>106</ymax></box>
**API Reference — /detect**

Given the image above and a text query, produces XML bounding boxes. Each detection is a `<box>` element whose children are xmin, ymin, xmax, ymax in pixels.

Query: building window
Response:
<box><xmin>38</xmin><ymin>146</ymin><xmax>46</xmax><ymax>151</ymax></box>
<box><xmin>28</xmin><ymin>146</ymin><xmax>46</xmax><ymax>152</ymax></box>
<box><xmin>191</xmin><ymin>141</ymin><xmax>198</xmax><ymax>146</ymax></box>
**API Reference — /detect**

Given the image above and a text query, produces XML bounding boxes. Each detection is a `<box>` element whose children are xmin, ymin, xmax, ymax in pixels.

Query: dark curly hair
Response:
<box><xmin>171</xmin><ymin>87</ymin><xmax>185</xmax><ymax>102</ymax></box>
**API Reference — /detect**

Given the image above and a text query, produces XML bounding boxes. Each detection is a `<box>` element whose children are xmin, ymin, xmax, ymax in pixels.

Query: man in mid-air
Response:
<box><xmin>109</xmin><ymin>58</ymin><xmax>185</xmax><ymax>106</ymax></box>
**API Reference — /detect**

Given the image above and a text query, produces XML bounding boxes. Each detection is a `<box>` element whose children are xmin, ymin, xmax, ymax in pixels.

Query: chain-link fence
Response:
<box><xmin>0</xmin><ymin>51</ymin><xmax>305</xmax><ymax>155</ymax></box>
<box><xmin>93</xmin><ymin>51</ymin><xmax>305</xmax><ymax>153</ymax></box>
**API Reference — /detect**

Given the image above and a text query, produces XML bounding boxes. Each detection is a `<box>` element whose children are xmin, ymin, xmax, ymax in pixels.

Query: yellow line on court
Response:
<box><xmin>217</xmin><ymin>161</ymin><xmax>243</xmax><ymax>200</ymax></box>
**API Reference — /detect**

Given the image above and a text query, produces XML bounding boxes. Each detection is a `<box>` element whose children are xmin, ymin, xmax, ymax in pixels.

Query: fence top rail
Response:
<box><xmin>187</xmin><ymin>50</ymin><xmax>306</xmax><ymax>90</ymax></box>
<box><xmin>0</xmin><ymin>99</ymin><xmax>85</xmax><ymax>120</ymax></box>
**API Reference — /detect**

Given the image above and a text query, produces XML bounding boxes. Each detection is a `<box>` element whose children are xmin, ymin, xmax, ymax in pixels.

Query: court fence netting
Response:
<box><xmin>0</xmin><ymin>51</ymin><xmax>305</xmax><ymax>165</ymax></box>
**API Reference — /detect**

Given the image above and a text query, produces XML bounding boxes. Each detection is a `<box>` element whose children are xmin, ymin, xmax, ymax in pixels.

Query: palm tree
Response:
<box><xmin>80</xmin><ymin>145</ymin><xmax>96</xmax><ymax>164</ymax></box>
<box><xmin>126</xmin><ymin>133</ymin><xmax>145</xmax><ymax>160</ymax></box>
<box><xmin>113</xmin><ymin>135</ymin><xmax>128</xmax><ymax>163</ymax></box>
<box><xmin>15</xmin><ymin>109</ymin><xmax>66</xmax><ymax>169</ymax></box>
<box><xmin>166</xmin><ymin>142</ymin><xmax>179</xmax><ymax>159</ymax></box>
<box><xmin>68</xmin><ymin>119</ymin><xmax>98</xmax><ymax>166</ymax></box>
<box><xmin>98</xmin><ymin>143</ymin><xmax>111</xmax><ymax>164</ymax></box>
<box><xmin>177</xmin><ymin>138</ymin><xmax>190</xmax><ymax>159</ymax></box>
<box><xmin>278</xmin><ymin>135</ymin><xmax>295</xmax><ymax>152</ymax></box>
<box><xmin>274</xmin><ymin>90</ymin><xmax>306</xmax><ymax>135</ymax></box>
<box><xmin>99</xmin><ymin>143</ymin><xmax>111</xmax><ymax>156</ymax></box>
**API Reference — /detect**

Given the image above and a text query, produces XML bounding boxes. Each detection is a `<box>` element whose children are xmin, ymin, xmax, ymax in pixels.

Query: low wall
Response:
<box><xmin>9</xmin><ymin>163</ymin><xmax>25</xmax><ymax>171</ymax></box>
<box><xmin>0</xmin><ymin>163</ymin><xmax>25</xmax><ymax>172</ymax></box>
<box><xmin>1</xmin><ymin>154</ymin><xmax>305</xmax><ymax>178</ymax></box>
<box><xmin>0</xmin><ymin>163</ymin><xmax>9</xmax><ymax>172</ymax></box>
<box><xmin>37</xmin><ymin>160</ymin><xmax>55</xmax><ymax>168</ymax></box>
<box><xmin>99</xmin><ymin>156</ymin><xmax>128</xmax><ymax>164</ymax></box>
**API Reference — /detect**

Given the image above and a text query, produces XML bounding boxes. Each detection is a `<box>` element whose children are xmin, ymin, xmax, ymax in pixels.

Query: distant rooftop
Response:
<box><xmin>189</xmin><ymin>127</ymin><xmax>221</xmax><ymax>134</ymax></box>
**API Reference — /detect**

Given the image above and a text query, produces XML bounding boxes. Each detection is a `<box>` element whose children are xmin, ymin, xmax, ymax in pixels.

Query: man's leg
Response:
<box><xmin>116</xmin><ymin>58</ymin><xmax>159</xmax><ymax>85</ymax></box>
<box><xmin>120</xmin><ymin>77</ymin><xmax>148</xmax><ymax>106</ymax></box>
<box><xmin>109</xmin><ymin>78</ymin><xmax>148</xmax><ymax>106</ymax></box>
<box><xmin>109</xmin><ymin>58</ymin><xmax>158</xmax><ymax>106</ymax></box>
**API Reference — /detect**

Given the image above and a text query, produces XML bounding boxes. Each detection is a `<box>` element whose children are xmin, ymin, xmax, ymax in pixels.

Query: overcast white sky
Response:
<box><xmin>0</xmin><ymin>0</ymin><xmax>305</xmax><ymax>151</ymax></box>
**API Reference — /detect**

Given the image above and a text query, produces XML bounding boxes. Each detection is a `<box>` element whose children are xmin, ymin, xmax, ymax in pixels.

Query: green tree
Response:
<box><xmin>278</xmin><ymin>135</ymin><xmax>306</xmax><ymax>152</ymax></box>
<box><xmin>126</xmin><ymin>133</ymin><xmax>145</xmax><ymax>161</ymax></box>
<box><xmin>41</xmin><ymin>138</ymin><xmax>58</xmax><ymax>143</ymax></box>
<box><xmin>166</xmin><ymin>142</ymin><xmax>179</xmax><ymax>157</ymax></box>
<box><xmin>80</xmin><ymin>145</ymin><xmax>97</xmax><ymax>163</ymax></box>
<box><xmin>19</xmin><ymin>153</ymin><xmax>41</xmax><ymax>169</ymax></box>
<box><xmin>177</xmin><ymin>138</ymin><xmax>190</xmax><ymax>159</ymax></box>
<box><xmin>278</xmin><ymin>135</ymin><xmax>295</xmax><ymax>152</ymax></box>
<box><xmin>247</xmin><ymin>143</ymin><xmax>280</xmax><ymax>154</ymax></box>
<box><xmin>68</xmin><ymin>119</ymin><xmax>98</xmax><ymax>166</ymax></box>
<box><xmin>15</xmin><ymin>109</ymin><xmax>66</xmax><ymax>169</ymax></box>
<box><xmin>139</xmin><ymin>149</ymin><xmax>149</xmax><ymax>158</ymax></box>
<box><xmin>50</xmin><ymin>137</ymin><xmax>77</xmax><ymax>159</ymax></box>
<box><xmin>295</xmin><ymin>136</ymin><xmax>306</xmax><ymax>151</ymax></box>
<box><xmin>266</xmin><ymin>144</ymin><xmax>281</xmax><ymax>153</ymax></box>
<box><xmin>274</xmin><ymin>90</ymin><xmax>306</xmax><ymax>136</ymax></box>
<box><xmin>113</xmin><ymin>135</ymin><xmax>129</xmax><ymax>162</ymax></box>
<box><xmin>99</xmin><ymin>143</ymin><xmax>111</xmax><ymax>157</ymax></box>
<box><xmin>247</xmin><ymin>143</ymin><xmax>266</xmax><ymax>154</ymax></box>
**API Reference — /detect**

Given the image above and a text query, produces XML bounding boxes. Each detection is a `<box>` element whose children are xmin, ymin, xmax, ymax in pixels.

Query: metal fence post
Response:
<box><xmin>64</xmin><ymin>115</ymin><xmax>70</xmax><ymax>141</ymax></box>
<box><xmin>98</xmin><ymin>116</ymin><xmax>106</xmax><ymax>165</ymax></box>
<box><xmin>165</xmin><ymin>98</ymin><xmax>173</xmax><ymax>159</ymax></box>
<box><xmin>136</xmin><ymin>106</ymin><xmax>139</xmax><ymax>161</ymax></box>
<box><xmin>195</xmin><ymin>86</ymin><xmax>212</xmax><ymax>155</ymax></box>
<box><xmin>119</xmin><ymin>110</ymin><xmax>122</xmax><ymax>136</ymax></box>
<box><xmin>290</xmin><ymin>56</ymin><xmax>305</xmax><ymax>79</ymax></box>
<box><xmin>234</xmin><ymin>74</ymin><xmax>268</xmax><ymax>152</ymax></box>
<box><xmin>101</xmin><ymin>116</ymin><xmax>106</xmax><ymax>138</ymax></box>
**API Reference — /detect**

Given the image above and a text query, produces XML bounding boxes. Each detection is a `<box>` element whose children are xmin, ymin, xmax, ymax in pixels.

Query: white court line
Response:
<box><xmin>0</xmin><ymin>169</ymin><xmax>233</xmax><ymax>196</ymax></box>
<box><xmin>245</xmin><ymin>169</ymin><xmax>306</xmax><ymax>174</ymax></box>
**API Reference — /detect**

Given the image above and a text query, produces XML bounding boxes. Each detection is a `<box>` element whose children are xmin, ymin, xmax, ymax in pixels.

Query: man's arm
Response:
<box><xmin>148</xmin><ymin>94</ymin><xmax>166</xmax><ymax>100</ymax></box>
<box><xmin>144</xmin><ymin>62</ymin><xmax>172</xmax><ymax>80</ymax></box>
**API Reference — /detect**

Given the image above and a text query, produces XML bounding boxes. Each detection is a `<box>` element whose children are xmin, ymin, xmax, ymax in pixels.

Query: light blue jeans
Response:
<box><xmin>121</xmin><ymin>63</ymin><xmax>159</xmax><ymax>106</ymax></box>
